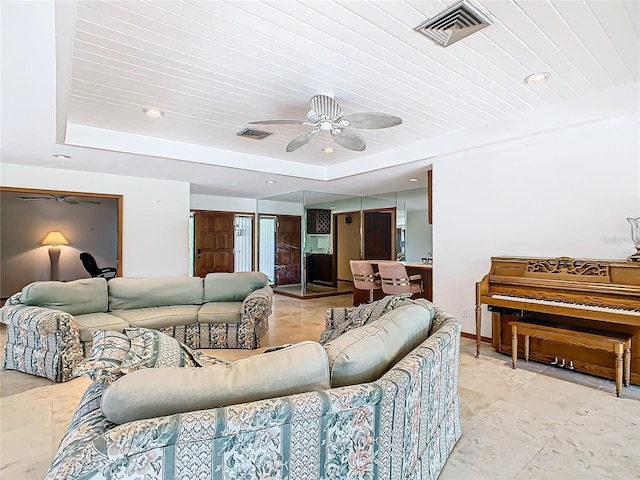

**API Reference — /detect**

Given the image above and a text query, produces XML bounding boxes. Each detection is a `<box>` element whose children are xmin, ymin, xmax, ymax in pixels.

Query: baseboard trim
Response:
<box><xmin>461</xmin><ymin>331</ymin><xmax>491</xmax><ymax>343</ymax></box>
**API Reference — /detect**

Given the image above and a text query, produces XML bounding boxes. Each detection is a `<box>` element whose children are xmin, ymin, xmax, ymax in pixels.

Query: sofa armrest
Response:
<box><xmin>1</xmin><ymin>302</ymin><xmax>78</xmax><ymax>336</ymax></box>
<box><xmin>375</xmin><ymin>307</ymin><xmax>462</xmax><ymax>478</ymax></box>
<box><xmin>1</xmin><ymin>303</ymin><xmax>83</xmax><ymax>382</ymax></box>
<box><xmin>240</xmin><ymin>285</ymin><xmax>273</xmax><ymax>320</ymax></box>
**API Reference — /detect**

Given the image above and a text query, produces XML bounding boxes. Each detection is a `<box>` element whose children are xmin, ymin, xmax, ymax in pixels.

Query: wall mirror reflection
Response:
<box><xmin>257</xmin><ymin>188</ymin><xmax>431</xmax><ymax>300</ymax></box>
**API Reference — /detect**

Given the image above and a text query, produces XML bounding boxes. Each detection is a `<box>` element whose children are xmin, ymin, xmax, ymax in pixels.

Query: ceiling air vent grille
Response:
<box><xmin>236</xmin><ymin>128</ymin><xmax>272</xmax><ymax>140</ymax></box>
<box><xmin>414</xmin><ymin>0</ymin><xmax>492</xmax><ymax>47</ymax></box>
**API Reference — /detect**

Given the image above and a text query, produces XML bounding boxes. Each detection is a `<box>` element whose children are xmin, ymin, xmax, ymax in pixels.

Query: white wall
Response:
<box><xmin>405</xmin><ymin>210</ymin><xmax>433</xmax><ymax>263</ymax></box>
<box><xmin>257</xmin><ymin>200</ymin><xmax>304</xmax><ymax>216</ymax></box>
<box><xmin>190</xmin><ymin>194</ymin><xmax>256</xmax><ymax>213</ymax></box>
<box><xmin>432</xmin><ymin>113</ymin><xmax>640</xmax><ymax>336</ymax></box>
<box><xmin>1</xmin><ymin>164</ymin><xmax>191</xmax><ymax>278</ymax></box>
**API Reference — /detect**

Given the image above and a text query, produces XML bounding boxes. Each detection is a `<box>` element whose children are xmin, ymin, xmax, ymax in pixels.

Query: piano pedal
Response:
<box><xmin>558</xmin><ymin>358</ymin><xmax>566</xmax><ymax>368</ymax></box>
<box><xmin>550</xmin><ymin>357</ymin><xmax>559</xmax><ymax>366</ymax></box>
<box><xmin>567</xmin><ymin>360</ymin><xmax>574</xmax><ymax>370</ymax></box>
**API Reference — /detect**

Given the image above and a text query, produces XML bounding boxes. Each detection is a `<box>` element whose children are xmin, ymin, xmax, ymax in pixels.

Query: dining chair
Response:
<box><xmin>377</xmin><ymin>262</ymin><xmax>423</xmax><ymax>296</ymax></box>
<box><xmin>350</xmin><ymin>260</ymin><xmax>381</xmax><ymax>302</ymax></box>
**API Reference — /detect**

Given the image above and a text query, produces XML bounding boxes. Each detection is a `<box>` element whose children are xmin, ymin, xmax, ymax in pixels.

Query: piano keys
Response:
<box><xmin>475</xmin><ymin>256</ymin><xmax>640</xmax><ymax>385</ymax></box>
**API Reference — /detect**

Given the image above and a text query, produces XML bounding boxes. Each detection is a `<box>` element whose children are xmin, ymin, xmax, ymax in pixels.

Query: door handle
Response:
<box><xmin>197</xmin><ymin>248</ymin><xmax>202</xmax><ymax>254</ymax></box>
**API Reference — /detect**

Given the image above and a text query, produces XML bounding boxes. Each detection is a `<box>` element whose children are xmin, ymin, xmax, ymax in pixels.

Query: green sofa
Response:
<box><xmin>0</xmin><ymin>272</ymin><xmax>272</xmax><ymax>382</ymax></box>
<box><xmin>44</xmin><ymin>299</ymin><xmax>462</xmax><ymax>480</ymax></box>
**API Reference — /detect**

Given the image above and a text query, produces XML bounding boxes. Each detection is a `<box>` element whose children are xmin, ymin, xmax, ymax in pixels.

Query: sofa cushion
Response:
<box><xmin>197</xmin><ymin>302</ymin><xmax>242</xmax><ymax>324</ymax></box>
<box><xmin>74</xmin><ymin>313</ymin><xmax>130</xmax><ymax>342</ymax></box>
<box><xmin>108</xmin><ymin>277</ymin><xmax>204</xmax><ymax>311</ymax></box>
<box><xmin>203</xmin><ymin>272</ymin><xmax>268</xmax><ymax>302</ymax></box>
<box><xmin>109</xmin><ymin>305</ymin><xmax>199</xmax><ymax>329</ymax></box>
<box><xmin>119</xmin><ymin>327</ymin><xmax>201</xmax><ymax>373</ymax></box>
<box><xmin>73</xmin><ymin>330</ymin><xmax>130</xmax><ymax>384</ymax></box>
<box><xmin>319</xmin><ymin>294</ymin><xmax>416</xmax><ymax>344</ymax></box>
<box><xmin>101</xmin><ymin>341</ymin><xmax>329</xmax><ymax>424</ymax></box>
<box><xmin>20</xmin><ymin>278</ymin><xmax>108</xmax><ymax>316</ymax></box>
<box><xmin>324</xmin><ymin>304</ymin><xmax>434</xmax><ymax>388</ymax></box>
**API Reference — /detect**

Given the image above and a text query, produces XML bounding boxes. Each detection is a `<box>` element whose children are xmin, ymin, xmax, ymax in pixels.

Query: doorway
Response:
<box><xmin>233</xmin><ymin>215</ymin><xmax>253</xmax><ymax>272</ymax></box>
<box><xmin>275</xmin><ymin>215</ymin><xmax>301</xmax><ymax>286</ymax></box>
<box><xmin>258</xmin><ymin>214</ymin><xmax>302</xmax><ymax>287</ymax></box>
<box><xmin>333</xmin><ymin>211</ymin><xmax>362</xmax><ymax>282</ymax></box>
<box><xmin>0</xmin><ymin>187</ymin><xmax>122</xmax><ymax>298</ymax></box>
<box><xmin>259</xmin><ymin>216</ymin><xmax>277</xmax><ymax>284</ymax></box>
<box><xmin>363</xmin><ymin>209</ymin><xmax>395</xmax><ymax>260</ymax></box>
<box><xmin>193</xmin><ymin>211</ymin><xmax>254</xmax><ymax>277</ymax></box>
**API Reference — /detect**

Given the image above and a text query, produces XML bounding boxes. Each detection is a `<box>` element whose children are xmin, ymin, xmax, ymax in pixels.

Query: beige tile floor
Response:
<box><xmin>1</xmin><ymin>294</ymin><xmax>639</xmax><ymax>479</ymax></box>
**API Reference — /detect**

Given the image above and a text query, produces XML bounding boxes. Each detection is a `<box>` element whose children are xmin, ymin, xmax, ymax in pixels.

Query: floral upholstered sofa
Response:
<box><xmin>0</xmin><ymin>272</ymin><xmax>272</xmax><ymax>382</ymax></box>
<box><xmin>44</xmin><ymin>298</ymin><xmax>462</xmax><ymax>480</ymax></box>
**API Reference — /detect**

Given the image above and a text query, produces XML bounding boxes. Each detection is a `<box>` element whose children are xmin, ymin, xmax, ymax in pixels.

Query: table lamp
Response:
<box><xmin>41</xmin><ymin>231</ymin><xmax>69</xmax><ymax>281</ymax></box>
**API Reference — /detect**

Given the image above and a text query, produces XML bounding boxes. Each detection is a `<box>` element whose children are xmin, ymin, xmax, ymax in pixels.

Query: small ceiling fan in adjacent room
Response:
<box><xmin>17</xmin><ymin>194</ymin><xmax>102</xmax><ymax>205</ymax></box>
<box><xmin>249</xmin><ymin>95</ymin><xmax>402</xmax><ymax>152</ymax></box>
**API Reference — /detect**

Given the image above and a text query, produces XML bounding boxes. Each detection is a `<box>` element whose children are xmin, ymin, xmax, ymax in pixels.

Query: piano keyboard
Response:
<box><xmin>491</xmin><ymin>294</ymin><xmax>640</xmax><ymax>316</ymax></box>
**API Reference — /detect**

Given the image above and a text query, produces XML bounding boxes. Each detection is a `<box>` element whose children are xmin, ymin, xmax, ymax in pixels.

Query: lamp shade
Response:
<box><xmin>41</xmin><ymin>231</ymin><xmax>69</xmax><ymax>246</ymax></box>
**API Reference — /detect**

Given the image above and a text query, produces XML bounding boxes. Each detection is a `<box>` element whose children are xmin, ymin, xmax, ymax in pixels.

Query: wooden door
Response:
<box><xmin>275</xmin><ymin>215</ymin><xmax>301</xmax><ymax>285</ymax></box>
<box><xmin>194</xmin><ymin>212</ymin><xmax>234</xmax><ymax>277</ymax></box>
<box><xmin>363</xmin><ymin>210</ymin><xmax>394</xmax><ymax>260</ymax></box>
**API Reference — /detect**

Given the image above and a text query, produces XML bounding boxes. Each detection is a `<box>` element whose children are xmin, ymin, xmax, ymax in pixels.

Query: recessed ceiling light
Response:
<box><xmin>266</xmin><ymin>180</ymin><xmax>277</xmax><ymax>184</ymax></box>
<box><xmin>52</xmin><ymin>154</ymin><xmax>71</xmax><ymax>159</ymax></box>
<box><xmin>322</xmin><ymin>147</ymin><xmax>334</xmax><ymax>153</ymax></box>
<box><xmin>143</xmin><ymin>108</ymin><xmax>164</xmax><ymax>118</ymax></box>
<box><xmin>409</xmin><ymin>178</ymin><xmax>419</xmax><ymax>182</ymax></box>
<box><xmin>524</xmin><ymin>72</ymin><xmax>550</xmax><ymax>85</ymax></box>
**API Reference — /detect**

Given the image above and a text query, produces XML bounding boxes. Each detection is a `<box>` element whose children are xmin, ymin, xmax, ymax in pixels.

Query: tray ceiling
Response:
<box><xmin>2</xmin><ymin>1</ymin><xmax>638</xmax><ymax>198</ymax></box>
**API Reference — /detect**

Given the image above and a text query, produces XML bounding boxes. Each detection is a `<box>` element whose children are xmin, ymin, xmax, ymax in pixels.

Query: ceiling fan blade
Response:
<box><xmin>64</xmin><ymin>199</ymin><xmax>79</xmax><ymax>204</ymax></box>
<box><xmin>248</xmin><ymin>119</ymin><xmax>306</xmax><ymax>125</ymax></box>
<box><xmin>331</xmin><ymin>127</ymin><xmax>366</xmax><ymax>151</ymax></box>
<box><xmin>18</xmin><ymin>196</ymin><xmax>51</xmax><ymax>200</ymax></box>
<box><xmin>344</xmin><ymin>112</ymin><xmax>403</xmax><ymax>129</ymax></box>
<box><xmin>286</xmin><ymin>129</ymin><xmax>319</xmax><ymax>152</ymax></box>
<box><xmin>78</xmin><ymin>200</ymin><xmax>102</xmax><ymax>204</ymax></box>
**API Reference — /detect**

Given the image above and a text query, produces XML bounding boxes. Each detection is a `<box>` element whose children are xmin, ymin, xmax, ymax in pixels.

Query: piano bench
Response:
<box><xmin>508</xmin><ymin>321</ymin><xmax>631</xmax><ymax>398</ymax></box>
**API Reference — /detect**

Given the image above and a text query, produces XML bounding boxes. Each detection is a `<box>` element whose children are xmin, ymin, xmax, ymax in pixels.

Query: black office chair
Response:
<box><xmin>80</xmin><ymin>252</ymin><xmax>117</xmax><ymax>280</ymax></box>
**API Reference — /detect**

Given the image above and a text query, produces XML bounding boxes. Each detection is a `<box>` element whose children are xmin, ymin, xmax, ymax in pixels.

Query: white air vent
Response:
<box><xmin>236</xmin><ymin>128</ymin><xmax>272</xmax><ymax>140</ymax></box>
<box><xmin>415</xmin><ymin>0</ymin><xmax>491</xmax><ymax>47</ymax></box>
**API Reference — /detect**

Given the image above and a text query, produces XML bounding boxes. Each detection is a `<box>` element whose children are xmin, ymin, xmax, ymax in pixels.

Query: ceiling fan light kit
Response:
<box><xmin>249</xmin><ymin>95</ymin><xmax>402</xmax><ymax>152</ymax></box>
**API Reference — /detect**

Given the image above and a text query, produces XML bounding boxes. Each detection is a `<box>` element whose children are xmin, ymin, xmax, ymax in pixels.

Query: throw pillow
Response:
<box><xmin>119</xmin><ymin>327</ymin><xmax>221</xmax><ymax>373</ymax></box>
<box><xmin>73</xmin><ymin>330</ymin><xmax>131</xmax><ymax>384</ymax></box>
<box><xmin>319</xmin><ymin>293</ymin><xmax>414</xmax><ymax>344</ymax></box>
<box><xmin>102</xmin><ymin>341</ymin><xmax>329</xmax><ymax>424</ymax></box>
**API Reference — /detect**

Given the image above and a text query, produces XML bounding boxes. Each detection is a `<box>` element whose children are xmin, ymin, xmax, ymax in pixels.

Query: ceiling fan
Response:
<box><xmin>17</xmin><ymin>194</ymin><xmax>102</xmax><ymax>205</ymax></box>
<box><xmin>249</xmin><ymin>95</ymin><xmax>402</xmax><ymax>152</ymax></box>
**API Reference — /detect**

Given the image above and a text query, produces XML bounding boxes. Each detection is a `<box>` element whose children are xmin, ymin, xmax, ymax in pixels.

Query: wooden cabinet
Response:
<box><xmin>307</xmin><ymin>209</ymin><xmax>331</xmax><ymax>234</ymax></box>
<box><xmin>306</xmin><ymin>253</ymin><xmax>335</xmax><ymax>286</ymax></box>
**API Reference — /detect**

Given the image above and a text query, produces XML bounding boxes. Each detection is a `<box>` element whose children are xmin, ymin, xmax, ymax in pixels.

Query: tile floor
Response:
<box><xmin>1</xmin><ymin>294</ymin><xmax>638</xmax><ymax>479</ymax></box>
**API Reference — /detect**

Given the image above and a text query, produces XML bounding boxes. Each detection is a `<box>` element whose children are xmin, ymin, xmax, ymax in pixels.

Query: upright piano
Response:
<box><xmin>476</xmin><ymin>256</ymin><xmax>640</xmax><ymax>385</ymax></box>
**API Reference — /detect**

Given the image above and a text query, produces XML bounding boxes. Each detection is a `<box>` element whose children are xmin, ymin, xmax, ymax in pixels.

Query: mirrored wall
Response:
<box><xmin>257</xmin><ymin>188</ymin><xmax>429</xmax><ymax>298</ymax></box>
